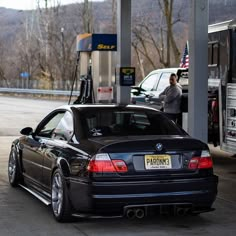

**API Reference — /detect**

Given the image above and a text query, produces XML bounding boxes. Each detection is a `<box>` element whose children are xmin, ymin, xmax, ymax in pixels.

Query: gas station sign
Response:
<box><xmin>77</xmin><ymin>34</ymin><xmax>117</xmax><ymax>52</ymax></box>
<box><xmin>119</xmin><ymin>67</ymin><xmax>135</xmax><ymax>86</ymax></box>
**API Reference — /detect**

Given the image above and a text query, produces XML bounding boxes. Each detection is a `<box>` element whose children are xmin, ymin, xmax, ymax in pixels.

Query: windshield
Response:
<box><xmin>80</xmin><ymin>108</ymin><xmax>185</xmax><ymax>137</ymax></box>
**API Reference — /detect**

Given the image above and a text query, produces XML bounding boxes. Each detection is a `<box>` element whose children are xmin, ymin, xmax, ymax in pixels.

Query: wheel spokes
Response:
<box><xmin>55</xmin><ymin>175</ymin><xmax>62</xmax><ymax>188</ymax></box>
<box><xmin>52</xmin><ymin>173</ymin><xmax>63</xmax><ymax>216</ymax></box>
<box><xmin>8</xmin><ymin>149</ymin><xmax>17</xmax><ymax>182</ymax></box>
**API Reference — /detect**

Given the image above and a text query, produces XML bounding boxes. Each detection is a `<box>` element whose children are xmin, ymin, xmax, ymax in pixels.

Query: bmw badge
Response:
<box><xmin>156</xmin><ymin>143</ymin><xmax>163</xmax><ymax>151</ymax></box>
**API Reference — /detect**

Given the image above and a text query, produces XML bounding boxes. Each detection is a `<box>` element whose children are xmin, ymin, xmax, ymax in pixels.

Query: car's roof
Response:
<box><xmin>57</xmin><ymin>104</ymin><xmax>160</xmax><ymax>112</ymax></box>
<box><xmin>147</xmin><ymin>67</ymin><xmax>181</xmax><ymax>75</ymax></box>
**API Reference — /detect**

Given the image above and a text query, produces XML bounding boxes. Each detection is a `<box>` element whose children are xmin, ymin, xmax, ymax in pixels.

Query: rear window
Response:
<box><xmin>80</xmin><ymin>108</ymin><xmax>184</xmax><ymax>137</ymax></box>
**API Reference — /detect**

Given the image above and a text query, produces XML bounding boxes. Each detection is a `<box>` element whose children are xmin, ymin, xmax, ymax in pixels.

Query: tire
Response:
<box><xmin>51</xmin><ymin>169</ymin><xmax>72</xmax><ymax>222</ymax></box>
<box><xmin>8</xmin><ymin>145</ymin><xmax>22</xmax><ymax>187</ymax></box>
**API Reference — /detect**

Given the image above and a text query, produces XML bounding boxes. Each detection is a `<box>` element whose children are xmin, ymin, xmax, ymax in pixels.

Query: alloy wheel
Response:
<box><xmin>52</xmin><ymin>173</ymin><xmax>64</xmax><ymax>217</ymax></box>
<box><xmin>8</xmin><ymin>149</ymin><xmax>17</xmax><ymax>183</ymax></box>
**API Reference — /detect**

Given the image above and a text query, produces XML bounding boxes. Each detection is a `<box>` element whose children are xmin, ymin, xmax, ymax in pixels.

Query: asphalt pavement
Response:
<box><xmin>0</xmin><ymin>96</ymin><xmax>236</xmax><ymax>236</ymax></box>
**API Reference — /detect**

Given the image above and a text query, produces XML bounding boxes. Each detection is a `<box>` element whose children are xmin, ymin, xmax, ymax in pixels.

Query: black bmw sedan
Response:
<box><xmin>8</xmin><ymin>104</ymin><xmax>218</xmax><ymax>222</ymax></box>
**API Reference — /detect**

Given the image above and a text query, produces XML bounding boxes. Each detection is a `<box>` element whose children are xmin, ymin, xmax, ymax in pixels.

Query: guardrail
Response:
<box><xmin>0</xmin><ymin>88</ymin><xmax>80</xmax><ymax>96</ymax></box>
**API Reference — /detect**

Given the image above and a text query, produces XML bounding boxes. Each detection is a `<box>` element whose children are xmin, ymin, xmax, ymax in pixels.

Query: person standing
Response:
<box><xmin>159</xmin><ymin>73</ymin><xmax>182</xmax><ymax>124</ymax></box>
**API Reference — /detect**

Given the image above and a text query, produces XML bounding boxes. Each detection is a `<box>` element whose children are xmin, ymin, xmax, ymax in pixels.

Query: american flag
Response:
<box><xmin>179</xmin><ymin>42</ymin><xmax>189</xmax><ymax>68</ymax></box>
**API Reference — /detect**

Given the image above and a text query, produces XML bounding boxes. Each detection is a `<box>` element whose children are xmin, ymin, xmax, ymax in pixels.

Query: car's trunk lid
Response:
<box><xmin>88</xmin><ymin>135</ymin><xmax>210</xmax><ymax>179</ymax></box>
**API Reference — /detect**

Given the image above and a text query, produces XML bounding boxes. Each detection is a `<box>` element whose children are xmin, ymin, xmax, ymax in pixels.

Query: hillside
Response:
<box><xmin>0</xmin><ymin>0</ymin><xmax>235</xmax><ymax>42</ymax></box>
<box><xmin>0</xmin><ymin>0</ymin><xmax>236</xmax><ymax>87</ymax></box>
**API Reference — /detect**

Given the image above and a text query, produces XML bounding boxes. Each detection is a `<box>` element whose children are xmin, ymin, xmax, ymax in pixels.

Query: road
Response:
<box><xmin>0</xmin><ymin>96</ymin><xmax>236</xmax><ymax>236</ymax></box>
<box><xmin>0</xmin><ymin>96</ymin><xmax>64</xmax><ymax>136</ymax></box>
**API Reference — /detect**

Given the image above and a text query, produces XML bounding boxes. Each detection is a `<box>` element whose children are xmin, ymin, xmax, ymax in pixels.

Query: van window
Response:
<box><xmin>140</xmin><ymin>74</ymin><xmax>158</xmax><ymax>91</ymax></box>
<box><xmin>156</xmin><ymin>72</ymin><xmax>172</xmax><ymax>93</ymax></box>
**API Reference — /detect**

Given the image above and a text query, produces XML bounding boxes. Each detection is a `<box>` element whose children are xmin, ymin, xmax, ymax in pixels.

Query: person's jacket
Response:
<box><xmin>159</xmin><ymin>83</ymin><xmax>182</xmax><ymax>114</ymax></box>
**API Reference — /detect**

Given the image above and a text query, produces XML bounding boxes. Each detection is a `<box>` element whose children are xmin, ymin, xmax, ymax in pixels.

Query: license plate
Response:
<box><xmin>144</xmin><ymin>155</ymin><xmax>172</xmax><ymax>169</ymax></box>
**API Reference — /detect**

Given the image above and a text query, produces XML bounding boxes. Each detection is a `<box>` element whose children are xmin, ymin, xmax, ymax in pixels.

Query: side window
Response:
<box><xmin>156</xmin><ymin>72</ymin><xmax>171</xmax><ymax>93</ymax></box>
<box><xmin>52</xmin><ymin>111</ymin><xmax>74</xmax><ymax>141</ymax></box>
<box><xmin>212</xmin><ymin>43</ymin><xmax>219</xmax><ymax>65</ymax></box>
<box><xmin>208</xmin><ymin>41</ymin><xmax>219</xmax><ymax>66</ymax></box>
<box><xmin>140</xmin><ymin>73</ymin><xmax>159</xmax><ymax>92</ymax></box>
<box><xmin>208</xmin><ymin>44</ymin><xmax>212</xmax><ymax>65</ymax></box>
<box><xmin>37</xmin><ymin>112</ymin><xmax>65</xmax><ymax>138</ymax></box>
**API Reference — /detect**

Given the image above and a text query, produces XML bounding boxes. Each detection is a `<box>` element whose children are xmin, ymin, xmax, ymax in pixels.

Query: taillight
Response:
<box><xmin>87</xmin><ymin>153</ymin><xmax>128</xmax><ymax>173</ymax></box>
<box><xmin>112</xmin><ymin>160</ymin><xmax>128</xmax><ymax>172</ymax></box>
<box><xmin>188</xmin><ymin>150</ymin><xmax>213</xmax><ymax>170</ymax></box>
<box><xmin>188</xmin><ymin>157</ymin><xmax>199</xmax><ymax>169</ymax></box>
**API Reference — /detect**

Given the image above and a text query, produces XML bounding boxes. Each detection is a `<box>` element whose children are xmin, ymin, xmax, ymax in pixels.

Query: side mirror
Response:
<box><xmin>131</xmin><ymin>86</ymin><xmax>145</xmax><ymax>96</ymax></box>
<box><xmin>20</xmin><ymin>127</ymin><xmax>33</xmax><ymax>136</ymax></box>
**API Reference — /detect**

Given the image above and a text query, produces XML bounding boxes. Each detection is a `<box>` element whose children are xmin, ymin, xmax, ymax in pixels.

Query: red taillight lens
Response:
<box><xmin>198</xmin><ymin>157</ymin><xmax>213</xmax><ymax>169</ymax></box>
<box><xmin>87</xmin><ymin>154</ymin><xmax>128</xmax><ymax>173</ymax></box>
<box><xmin>88</xmin><ymin>159</ymin><xmax>116</xmax><ymax>172</ymax></box>
<box><xmin>112</xmin><ymin>160</ymin><xmax>128</xmax><ymax>172</ymax></box>
<box><xmin>188</xmin><ymin>157</ymin><xmax>199</xmax><ymax>169</ymax></box>
<box><xmin>188</xmin><ymin>151</ymin><xmax>213</xmax><ymax>170</ymax></box>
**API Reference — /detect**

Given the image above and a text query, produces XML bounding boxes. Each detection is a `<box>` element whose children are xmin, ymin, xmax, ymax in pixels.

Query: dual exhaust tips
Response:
<box><xmin>125</xmin><ymin>206</ymin><xmax>191</xmax><ymax>219</ymax></box>
<box><xmin>175</xmin><ymin>207</ymin><xmax>191</xmax><ymax>216</ymax></box>
<box><xmin>126</xmin><ymin>208</ymin><xmax>145</xmax><ymax>219</ymax></box>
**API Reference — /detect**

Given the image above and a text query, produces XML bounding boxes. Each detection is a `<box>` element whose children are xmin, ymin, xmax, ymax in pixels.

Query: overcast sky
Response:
<box><xmin>0</xmin><ymin>0</ymin><xmax>103</xmax><ymax>10</ymax></box>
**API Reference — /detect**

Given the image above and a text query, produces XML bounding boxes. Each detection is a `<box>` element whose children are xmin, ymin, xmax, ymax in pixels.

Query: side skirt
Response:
<box><xmin>19</xmin><ymin>184</ymin><xmax>51</xmax><ymax>206</ymax></box>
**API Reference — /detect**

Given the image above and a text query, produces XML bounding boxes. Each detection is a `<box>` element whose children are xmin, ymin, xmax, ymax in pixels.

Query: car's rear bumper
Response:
<box><xmin>69</xmin><ymin>175</ymin><xmax>218</xmax><ymax>216</ymax></box>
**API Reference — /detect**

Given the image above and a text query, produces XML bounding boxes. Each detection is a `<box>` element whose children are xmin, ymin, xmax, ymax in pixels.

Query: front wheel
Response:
<box><xmin>51</xmin><ymin>169</ymin><xmax>72</xmax><ymax>222</ymax></box>
<box><xmin>8</xmin><ymin>145</ymin><xmax>22</xmax><ymax>187</ymax></box>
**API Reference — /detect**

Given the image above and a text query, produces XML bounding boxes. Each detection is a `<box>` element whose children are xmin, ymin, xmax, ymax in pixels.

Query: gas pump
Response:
<box><xmin>69</xmin><ymin>33</ymin><xmax>117</xmax><ymax>105</ymax></box>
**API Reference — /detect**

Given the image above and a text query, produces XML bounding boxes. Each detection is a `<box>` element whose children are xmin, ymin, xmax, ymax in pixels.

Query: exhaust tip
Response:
<box><xmin>135</xmin><ymin>208</ymin><xmax>145</xmax><ymax>219</ymax></box>
<box><xmin>176</xmin><ymin>207</ymin><xmax>190</xmax><ymax>216</ymax></box>
<box><xmin>126</xmin><ymin>209</ymin><xmax>135</xmax><ymax>219</ymax></box>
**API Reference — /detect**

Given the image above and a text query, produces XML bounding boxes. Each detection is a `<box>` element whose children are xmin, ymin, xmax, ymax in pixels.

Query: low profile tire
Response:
<box><xmin>8</xmin><ymin>145</ymin><xmax>22</xmax><ymax>187</ymax></box>
<box><xmin>51</xmin><ymin>169</ymin><xmax>72</xmax><ymax>222</ymax></box>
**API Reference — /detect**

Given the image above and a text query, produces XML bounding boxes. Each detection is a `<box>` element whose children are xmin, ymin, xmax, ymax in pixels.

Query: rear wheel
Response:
<box><xmin>8</xmin><ymin>145</ymin><xmax>22</xmax><ymax>187</ymax></box>
<box><xmin>51</xmin><ymin>169</ymin><xmax>72</xmax><ymax>222</ymax></box>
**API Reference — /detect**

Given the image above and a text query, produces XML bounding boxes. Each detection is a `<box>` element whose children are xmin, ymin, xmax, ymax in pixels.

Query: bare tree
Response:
<box><xmin>132</xmin><ymin>40</ymin><xmax>145</xmax><ymax>79</ymax></box>
<box><xmin>0</xmin><ymin>43</ymin><xmax>9</xmax><ymax>87</ymax></box>
<box><xmin>111</xmin><ymin>0</ymin><xmax>116</xmax><ymax>33</ymax></box>
<box><xmin>82</xmin><ymin>0</ymin><xmax>93</xmax><ymax>33</ymax></box>
<box><xmin>31</xmin><ymin>0</ymin><xmax>80</xmax><ymax>89</ymax></box>
<box><xmin>132</xmin><ymin>0</ymin><xmax>183</xmax><ymax>78</ymax></box>
<box><xmin>158</xmin><ymin>0</ymin><xmax>181</xmax><ymax>64</ymax></box>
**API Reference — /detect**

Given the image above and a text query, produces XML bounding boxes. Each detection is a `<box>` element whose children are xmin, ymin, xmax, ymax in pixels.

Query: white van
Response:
<box><xmin>131</xmin><ymin>68</ymin><xmax>188</xmax><ymax>110</ymax></box>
